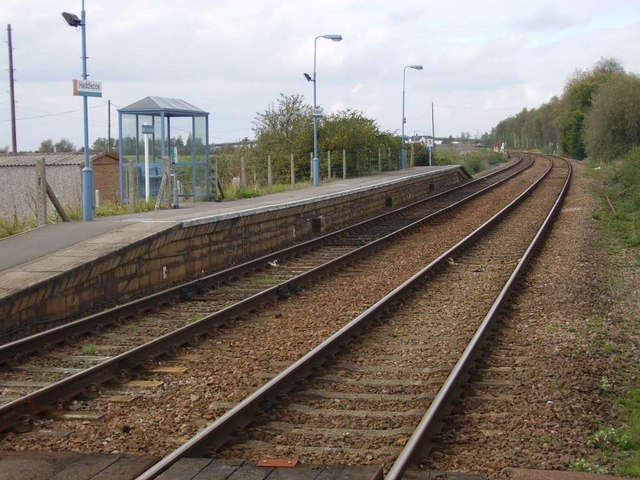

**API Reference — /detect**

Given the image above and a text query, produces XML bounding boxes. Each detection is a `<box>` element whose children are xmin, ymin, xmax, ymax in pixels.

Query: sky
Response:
<box><xmin>1</xmin><ymin>0</ymin><xmax>639</xmax><ymax>152</ymax></box>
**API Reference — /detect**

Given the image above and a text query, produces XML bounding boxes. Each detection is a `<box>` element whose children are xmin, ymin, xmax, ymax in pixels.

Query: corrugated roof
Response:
<box><xmin>0</xmin><ymin>152</ymin><xmax>113</xmax><ymax>167</ymax></box>
<box><xmin>119</xmin><ymin>96</ymin><xmax>207</xmax><ymax>116</ymax></box>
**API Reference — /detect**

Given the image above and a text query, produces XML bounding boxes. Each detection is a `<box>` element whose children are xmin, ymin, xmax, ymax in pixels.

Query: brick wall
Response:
<box><xmin>93</xmin><ymin>160</ymin><xmax>120</xmax><ymax>205</ymax></box>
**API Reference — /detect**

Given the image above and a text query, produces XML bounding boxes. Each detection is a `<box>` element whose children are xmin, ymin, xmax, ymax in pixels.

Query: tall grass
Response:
<box><xmin>599</xmin><ymin>147</ymin><xmax>640</xmax><ymax>248</ymax></box>
<box><xmin>0</xmin><ymin>215</ymin><xmax>37</xmax><ymax>239</ymax></box>
<box><xmin>220</xmin><ymin>181</ymin><xmax>311</xmax><ymax>201</ymax></box>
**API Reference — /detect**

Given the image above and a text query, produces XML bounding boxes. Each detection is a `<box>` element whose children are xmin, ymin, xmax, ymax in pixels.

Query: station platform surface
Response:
<box><xmin>0</xmin><ymin>166</ymin><xmax>454</xmax><ymax>274</ymax></box>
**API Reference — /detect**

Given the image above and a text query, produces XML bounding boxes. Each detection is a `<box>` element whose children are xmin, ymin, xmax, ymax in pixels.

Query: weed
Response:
<box><xmin>574</xmin><ymin>459</ymin><xmax>609</xmax><ymax>474</ymax></box>
<box><xmin>0</xmin><ymin>215</ymin><xmax>36</xmax><ymax>239</ymax></box>
<box><xmin>587</xmin><ymin>425</ymin><xmax>631</xmax><ymax>450</ymax></box>
<box><xmin>82</xmin><ymin>344</ymin><xmax>99</xmax><ymax>355</ymax></box>
<box><xmin>600</xmin><ymin>377</ymin><xmax>613</xmax><ymax>393</ymax></box>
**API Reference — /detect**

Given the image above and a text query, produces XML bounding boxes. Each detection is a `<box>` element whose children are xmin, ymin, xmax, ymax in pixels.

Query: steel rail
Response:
<box><xmin>134</xmin><ymin>156</ymin><xmax>555</xmax><ymax>480</ymax></box>
<box><xmin>0</xmin><ymin>157</ymin><xmax>531</xmax><ymax>366</ymax></box>
<box><xmin>0</xmin><ymin>157</ymin><xmax>534</xmax><ymax>432</ymax></box>
<box><xmin>385</xmin><ymin>155</ymin><xmax>572</xmax><ymax>480</ymax></box>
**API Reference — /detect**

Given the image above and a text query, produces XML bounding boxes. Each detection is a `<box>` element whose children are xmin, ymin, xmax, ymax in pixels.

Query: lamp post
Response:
<box><xmin>62</xmin><ymin>1</ymin><xmax>93</xmax><ymax>220</ymax></box>
<box><xmin>309</xmin><ymin>34</ymin><xmax>342</xmax><ymax>187</ymax></box>
<box><xmin>401</xmin><ymin>64</ymin><xmax>423</xmax><ymax>170</ymax></box>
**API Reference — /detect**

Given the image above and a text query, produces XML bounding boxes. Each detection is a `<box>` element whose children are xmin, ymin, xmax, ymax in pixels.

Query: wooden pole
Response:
<box><xmin>35</xmin><ymin>158</ymin><xmax>47</xmax><ymax>226</ymax></box>
<box><xmin>290</xmin><ymin>154</ymin><xmax>295</xmax><ymax>186</ymax></box>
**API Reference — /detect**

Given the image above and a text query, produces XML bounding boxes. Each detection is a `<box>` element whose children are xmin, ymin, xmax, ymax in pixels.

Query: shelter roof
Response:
<box><xmin>118</xmin><ymin>96</ymin><xmax>207</xmax><ymax>117</ymax></box>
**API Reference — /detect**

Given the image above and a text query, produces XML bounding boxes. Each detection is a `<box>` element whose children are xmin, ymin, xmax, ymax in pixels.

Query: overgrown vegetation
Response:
<box><xmin>583</xmin><ymin>142</ymin><xmax>640</xmax><ymax>476</ymax></box>
<box><xmin>599</xmin><ymin>148</ymin><xmax>640</xmax><ymax>248</ymax></box>
<box><xmin>489</xmin><ymin>57</ymin><xmax>640</xmax><ymax>160</ymax></box>
<box><xmin>0</xmin><ymin>215</ymin><xmax>36</xmax><ymax>239</ymax></box>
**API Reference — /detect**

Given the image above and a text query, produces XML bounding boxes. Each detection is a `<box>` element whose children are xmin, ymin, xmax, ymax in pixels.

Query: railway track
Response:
<box><xmin>0</xmin><ymin>157</ymin><xmax>537</xmax><ymax>434</ymax></box>
<box><xmin>131</xmin><ymin>155</ymin><xmax>571</xmax><ymax>479</ymax></box>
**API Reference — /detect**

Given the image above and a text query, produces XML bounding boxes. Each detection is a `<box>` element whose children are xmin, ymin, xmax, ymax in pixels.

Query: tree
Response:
<box><xmin>253</xmin><ymin>93</ymin><xmax>312</xmax><ymax>154</ymax></box>
<box><xmin>37</xmin><ymin>139</ymin><xmax>54</xmax><ymax>153</ymax></box>
<box><xmin>91</xmin><ymin>137</ymin><xmax>117</xmax><ymax>153</ymax></box>
<box><xmin>557</xmin><ymin>57</ymin><xmax>624</xmax><ymax>159</ymax></box>
<box><xmin>253</xmin><ymin>93</ymin><xmax>313</xmax><ymax>179</ymax></box>
<box><xmin>585</xmin><ymin>73</ymin><xmax>640</xmax><ymax>161</ymax></box>
<box><xmin>54</xmin><ymin>138</ymin><xmax>76</xmax><ymax>152</ymax></box>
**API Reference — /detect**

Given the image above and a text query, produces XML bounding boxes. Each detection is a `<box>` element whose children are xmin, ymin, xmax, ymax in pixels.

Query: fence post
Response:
<box><xmin>290</xmin><ymin>153</ymin><xmax>295</xmax><ymax>187</ymax></box>
<box><xmin>342</xmin><ymin>149</ymin><xmax>347</xmax><ymax>179</ymax></box>
<box><xmin>388</xmin><ymin>146</ymin><xmax>392</xmax><ymax>170</ymax></box>
<box><xmin>35</xmin><ymin>158</ymin><xmax>47</xmax><ymax>226</ymax></box>
<box><xmin>327</xmin><ymin>150</ymin><xmax>332</xmax><ymax>180</ymax></box>
<box><xmin>128</xmin><ymin>164</ymin><xmax>137</xmax><ymax>213</ymax></box>
<box><xmin>240</xmin><ymin>156</ymin><xmax>247</xmax><ymax>188</ymax></box>
<box><xmin>309</xmin><ymin>152</ymin><xmax>313</xmax><ymax>184</ymax></box>
<box><xmin>410</xmin><ymin>143</ymin><xmax>414</xmax><ymax>167</ymax></box>
<box><xmin>378</xmin><ymin>148</ymin><xmax>382</xmax><ymax>172</ymax></box>
<box><xmin>267</xmin><ymin>155</ymin><xmax>273</xmax><ymax>188</ymax></box>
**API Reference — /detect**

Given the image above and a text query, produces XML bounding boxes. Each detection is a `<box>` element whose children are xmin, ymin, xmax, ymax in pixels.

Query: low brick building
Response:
<box><xmin>0</xmin><ymin>152</ymin><xmax>120</xmax><ymax>221</ymax></box>
<box><xmin>91</xmin><ymin>152</ymin><xmax>120</xmax><ymax>205</ymax></box>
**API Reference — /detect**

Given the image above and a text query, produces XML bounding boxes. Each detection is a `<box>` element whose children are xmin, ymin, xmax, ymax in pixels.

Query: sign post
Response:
<box><xmin>142</xmin><ymin>124</ymin><xmax>152</xmax><ymax>201</ymax></box>
<box><xmin>426</xmin><ymin>138</ymin><xmax>434</xmax><ymax>167</ymax></box>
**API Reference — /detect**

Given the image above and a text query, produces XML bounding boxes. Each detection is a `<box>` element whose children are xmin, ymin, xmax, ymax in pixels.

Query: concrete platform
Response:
<box><xmin>0</xmin><ymin>166</ymin><xmax>469</xmax><ymax>332</ymax></box>
<box><xmin>0</xmin><ymin>451</ymin><xmax>383</xmax><ymax>480</ymax></box>
<box><xmin>2</xmin><ymin>452</ymin><xmax>628</xmax><ymax>480</ymax></box>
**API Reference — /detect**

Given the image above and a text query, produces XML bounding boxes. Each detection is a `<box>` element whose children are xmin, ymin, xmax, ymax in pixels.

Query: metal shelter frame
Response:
<box><xmin>118</xmin><ymin>96</ymin><xmax>210</xmax><ymax>203</ymax></box>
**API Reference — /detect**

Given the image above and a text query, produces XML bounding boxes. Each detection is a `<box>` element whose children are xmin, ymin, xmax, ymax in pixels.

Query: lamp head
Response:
<box><xmin>303</xmin><ymin>73</ymin><xmax>312</xmax><ymax>82</ymax></box>
<box><xmin>62</xmin><ymin>11</ymin><xmax>82</xmax><ymax>27</ymax></box>
<box><xmin>322</xmin><ymin>34</ymin><xmax>343</xmax><ymax>42</ymax></box>
<box><xmin>409</xmin><ymin>64</ymin><xmax>423</xmax><ymax>70</ymax></box>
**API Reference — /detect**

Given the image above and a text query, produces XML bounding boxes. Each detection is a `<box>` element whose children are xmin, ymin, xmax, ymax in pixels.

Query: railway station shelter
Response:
<box><xmin>118</xmin><ymin>96</ymin><xmax>210</xmax><ymax>203</ymax></box>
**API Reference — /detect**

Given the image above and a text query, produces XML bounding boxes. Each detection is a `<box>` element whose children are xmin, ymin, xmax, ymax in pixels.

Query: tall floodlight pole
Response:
<box><xmin>401</xmin><ymin>64</ymin><xmax>423</xmax><ymax>170</ymax></box>
<box><xmin>311</xmin><ymin>34</ymin><xmax>342</xmax><ymax>187</ymax></box>
<box><xmin>62</xmin><ymin>1</ymin><xmax>93</xmax><ymax>220</ymax></box>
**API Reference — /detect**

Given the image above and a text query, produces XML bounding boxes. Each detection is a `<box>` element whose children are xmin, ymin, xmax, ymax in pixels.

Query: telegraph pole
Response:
<box><xmin>107</xmin><ymin>99</ymin><xmax>111</xmax><ymax>152</ymax></box>
<box><xmin>7</xmin><ymin>24</ymin><xmax>17</xmax><ymax>154</ymax></box>
<box><xmin>431</xmin><ymin>102</ymin><xmax>435</xmax><ymax>140</ymax></box>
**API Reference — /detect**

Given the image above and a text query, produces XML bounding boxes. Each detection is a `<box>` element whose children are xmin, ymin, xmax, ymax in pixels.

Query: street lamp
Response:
<box><xmin>62</xmin><ymin>1</ymin><xmax>93</xmax><ymax>221</ymax></box>
<box><xmin>401</xmin><ymin>64</ymin><xmax>423</xmax><ymax>170</ymax></box>
<box><xmin>305</xmin><ymin>34</ymin><xmax>342</xmax><ymax>187</ymax></box>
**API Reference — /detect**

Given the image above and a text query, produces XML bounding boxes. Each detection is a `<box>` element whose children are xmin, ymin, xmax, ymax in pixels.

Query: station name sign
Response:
<box><xmin>72</xmin><ymin>79</ymin><xmax>102</xmax><ymax>97</ymax></box>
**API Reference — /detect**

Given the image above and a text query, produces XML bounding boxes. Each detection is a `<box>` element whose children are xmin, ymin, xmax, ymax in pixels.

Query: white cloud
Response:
<box><xmin>0</xmin><ymin>0</ymin><xmax>639</xmax><ymax>150</ymax></box>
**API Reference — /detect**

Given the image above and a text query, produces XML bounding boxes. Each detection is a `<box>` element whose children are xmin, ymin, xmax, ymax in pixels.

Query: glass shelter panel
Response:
<box><xmin>118</xmin><ymin>96</ymin><xmax>210</xmax><ymax>203</ymax></box>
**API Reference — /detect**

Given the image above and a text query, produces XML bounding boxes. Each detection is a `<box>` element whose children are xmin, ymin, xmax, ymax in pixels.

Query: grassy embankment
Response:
<box><xmin>580</xmin><ymin>147</ymin><xmax>640</xmax><ymax>474</ymax></box>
